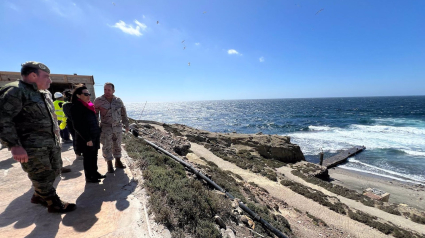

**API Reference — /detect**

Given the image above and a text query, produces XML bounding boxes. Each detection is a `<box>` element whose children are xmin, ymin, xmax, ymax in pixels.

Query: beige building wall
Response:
<box><xmin>0</xmin><ymin>71</ymin><xmax>96</xmax><ymax>101</ymax></box>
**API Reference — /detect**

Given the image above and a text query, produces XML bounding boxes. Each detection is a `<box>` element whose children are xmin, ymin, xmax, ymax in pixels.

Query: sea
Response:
<box><xmin>126</xmin><ymin>96</ymin><xmax>425</xmax><ymax>185</ymax></box>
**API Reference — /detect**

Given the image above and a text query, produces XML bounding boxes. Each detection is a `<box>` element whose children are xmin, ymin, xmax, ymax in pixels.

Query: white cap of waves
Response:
<box><xmin>288</xmin><ymin>123</ymin><xmax>425</xmax><ymax>157</ymax></box>
<box><xmin>340</xmin><ymin>157</ymin><xmax>425</xmax><ymax>184</ymax></box>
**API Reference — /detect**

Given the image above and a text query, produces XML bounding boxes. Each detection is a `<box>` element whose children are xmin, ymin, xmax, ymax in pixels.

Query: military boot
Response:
<box><xmin>31</xmin><ymin>193</ymin><xmax>47</xmax><ymax>207</ymax></box>
<box><xmin>107</xmin><ymin>160</ymin><xmax>114</xmax><ymax>173</ymax></box>
<box><xmin>46</xmin><ymin>194</ymin><xmax>76</xmax><ymax>213</ymax></box>
<box><xmin>115</xmin><ymin>158</ymin><xmax>126</xmax><ymax>169</ymax></box>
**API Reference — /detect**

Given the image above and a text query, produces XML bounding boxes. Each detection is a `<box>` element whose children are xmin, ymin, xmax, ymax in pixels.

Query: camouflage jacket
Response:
<box><xmin>94</xmin><ymin>95</ymin><xmax>129</xmax><ymax>128</ymax></box>
<box><xmin>0</xmin><ymin>80</ymin><xmax>58</xmax><ymax>148</ymax></box>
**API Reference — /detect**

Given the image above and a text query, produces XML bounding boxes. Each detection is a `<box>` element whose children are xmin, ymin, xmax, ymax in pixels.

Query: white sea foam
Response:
<box><xmin>402</xmin><ymin>150</ymin><xmax>425</xmax><ymax>156</ymax></box>
<box><xmin>339</xmin><ymin>165</ymin><xmax>425</xmax><ymax>184</ymax></box>
<box><xmin>309</xmin><ymin>125</ymin><xmax>332</xmax><ymax>131</ymax></box>
<box><xmin>289</xmin><ymin>121</ymin><xmax>425</xmax><ymax>181</ymax></box>
<box><xmin>289</xmin><ymin>123</ymin><xmax>425</xmax><ymax>155</ymax></box>
<box><xmin>347</xmin><ymin>157</ymin><xmax>414</xmax><ymax>178</ymax></box>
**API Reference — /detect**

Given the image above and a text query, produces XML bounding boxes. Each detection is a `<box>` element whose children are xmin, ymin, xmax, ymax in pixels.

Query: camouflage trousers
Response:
<box><xmin>20</xmin><ymin>146</ymin><xmax>62</xmax><ymax>199</ymax></box>
<box><xmin>100</xmin><ymin>126</ymin><xmax>123</xmax><ymax>161</ymax></box>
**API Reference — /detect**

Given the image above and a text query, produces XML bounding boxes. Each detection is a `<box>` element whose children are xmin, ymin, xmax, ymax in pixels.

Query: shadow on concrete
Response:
<box><xmin>61</xmin><ymin>168</ymin><xmax>137</xmax><ymax>232</ymax></box>
<box><xmin>61</xmin><ymin>143</ymin><xmax>75</xmax><ymax>153</ymax></box>
<box><xmin>0</xmin><ymin>179</ymin><xmax>64</xmax><ymax>238</ymax></box>
<box><xmin>60</xmin><ymin>156</ymin><xmax>84</xmax><ymax>181</ymax></box>
<box><xmin>0</xmin><ymin>157</ymin><xmax>16</xmax><ymax>170</ymax></box>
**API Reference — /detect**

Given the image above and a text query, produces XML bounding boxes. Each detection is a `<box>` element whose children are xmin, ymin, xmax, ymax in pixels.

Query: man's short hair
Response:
<box><xmin>104</xmin><ymin>82</ymin><xmax>115</xmax><ymax>90</ymax></box>
<box><xmin>21</xmin><ymin>66</ymin><xmax>39</xmax><ymax>77</ymax></box>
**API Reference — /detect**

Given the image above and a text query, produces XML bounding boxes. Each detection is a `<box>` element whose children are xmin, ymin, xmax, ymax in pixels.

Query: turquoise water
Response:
<box><xmin>127</xmin><ymin>96</ymin><xmax>425</xmax><ymax>184</ymax></box>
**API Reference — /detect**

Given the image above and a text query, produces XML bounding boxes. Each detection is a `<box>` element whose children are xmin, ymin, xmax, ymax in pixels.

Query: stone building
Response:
<box><xmin>0</xmin><ymin>71</ymin><xmax>96</xmax><ymax>101</ymax></box>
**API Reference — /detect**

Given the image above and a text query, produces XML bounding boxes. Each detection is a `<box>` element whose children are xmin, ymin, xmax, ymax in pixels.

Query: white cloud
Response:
<box><xmin>259</xmin><ymin>57</ymin><xmax>265</xmax><ymax>62</ymax></box>
<box><xmin>135</xmin><ymin>20</ymin><xmax>147</xmax><ymax>30</ymax></box>
<box><xmin>112</xmin><ymin>20</ymin><xmax>147</xmax><ymax>36</ymax></box>
<box><xmin>228</xmin><ymin>49</ymin><xmax>240</xmax><ymax>55</ymax></box>
<box><xmin>195</xmin><ymin>43</ymin><xmax>200</xmax><ymax>46</ymax></box>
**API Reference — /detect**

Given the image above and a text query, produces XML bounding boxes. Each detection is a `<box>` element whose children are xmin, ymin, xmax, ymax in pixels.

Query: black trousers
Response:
<box><xmin>83</xmin><ymin>146</ymin><xmax>99</xmax><ymax>179</ymax></box>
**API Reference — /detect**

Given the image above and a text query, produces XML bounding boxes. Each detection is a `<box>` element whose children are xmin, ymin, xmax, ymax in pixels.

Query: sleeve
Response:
<box><xmin>46</xmin><ymin>94</ymin><xmax>59</xmax><ymax>131</ymax></box>
<box><xmin>59</xmin><ymin>119</ymin><xmax>67</xmax><ymax>130</ymax></box>
<box><xmin>120</xmin><ymin>99</ymin><xmax>130</xmax><ymax>129</ymax></box>
<box><xmin>94</xmin><ymin>97</ymin><xmax>101</xmax><ymax>121</ymax></box>
<box><xmin>70</xmin><ymin>105</ymin><xmax>92</xmax><ymax>142</ymax></box>
<box><xmin>0</xmin><ymin>86</ymin><xmax>23</xmax><ymax>148</ymax></box>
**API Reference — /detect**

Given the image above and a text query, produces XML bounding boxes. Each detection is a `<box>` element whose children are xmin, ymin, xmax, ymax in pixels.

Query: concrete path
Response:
<box><xmin>0</xmin><ymin>143</ymin><xmax>152</xmax><ymax>238</ymax></box>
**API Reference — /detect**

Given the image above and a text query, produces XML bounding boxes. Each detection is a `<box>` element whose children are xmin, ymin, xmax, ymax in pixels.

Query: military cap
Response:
<box><xmin>21</xmin><ymin>61</ymin><xmax>50</xmax><ymax>74</ymax></box>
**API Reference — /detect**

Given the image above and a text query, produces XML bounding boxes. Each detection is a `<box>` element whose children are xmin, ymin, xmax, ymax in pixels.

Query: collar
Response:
<box><xmin>19</xmin><ymin>79</ymin><xmax>39</xmax><ymax>91</ymax></box>
<box><xmin>101</xmin><ymin>95</ymin><xmax>116</xmax><ymax>101</ymax></box>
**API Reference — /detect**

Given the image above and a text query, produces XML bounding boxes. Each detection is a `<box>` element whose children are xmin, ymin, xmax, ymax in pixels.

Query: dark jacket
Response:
<box><xmin>70</xmin><ymin>101</ymin><xmax>101</xmax><ymax>152</ymax></box>
<box><xmin>62</xmin><ymin>102</ymin><xmax>74</xmax><ymax>130</ymax></box>
<box><xmin>0</xmin><ymin>80</ymin><xmax>56</xmax><ymax>148</ymax></box>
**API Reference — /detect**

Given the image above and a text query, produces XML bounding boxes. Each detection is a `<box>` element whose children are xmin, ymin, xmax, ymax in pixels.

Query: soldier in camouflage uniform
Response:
<box><xmin>0</xmin><ymin>61</ymin><xmax>76</xmax><ymax>213</ymax></box>
<box><xmin>94</xmin><ymin>82</ymin><xmax>129</xmax><ymax>173</ymax></box>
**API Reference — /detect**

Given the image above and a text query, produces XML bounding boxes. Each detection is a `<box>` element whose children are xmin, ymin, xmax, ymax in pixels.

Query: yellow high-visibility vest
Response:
<box><xmin>53</xmin><ymin>100</ymin><xmax>65</xmax><ymax>121</ymax></box>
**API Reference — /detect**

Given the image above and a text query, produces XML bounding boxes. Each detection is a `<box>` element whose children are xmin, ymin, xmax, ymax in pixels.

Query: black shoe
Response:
<box><xmin>46</xmin><ymin>194</ymin><xmax>76</xmax><ymax>213</ymax></box>
<box><xmin>107</xmin><ymin>161</ymin><xmax>115</xmax><ymax>173</ymax></box>
<box><xmin>95</xmin><ymin>173</ymin><xmax>106</xmax><ymax>179</ymax></box>
<box><xmin>86</xmin><ymin>178</ymin><xmax>101</xmax><ymax>183</ymax></box>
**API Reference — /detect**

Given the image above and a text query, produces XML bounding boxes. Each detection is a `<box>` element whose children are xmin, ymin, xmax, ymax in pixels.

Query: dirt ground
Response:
<box><xmin>188</xmin><ymin>142</ymin><xmax>425</xmax><ymax>238</ymax></box>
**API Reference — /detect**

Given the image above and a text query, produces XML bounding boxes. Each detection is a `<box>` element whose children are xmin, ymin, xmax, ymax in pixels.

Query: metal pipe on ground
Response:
<box><xmin>126</xmin><ymin>128</ymin><xmax>289</xmax><ymax>238</ymax></box>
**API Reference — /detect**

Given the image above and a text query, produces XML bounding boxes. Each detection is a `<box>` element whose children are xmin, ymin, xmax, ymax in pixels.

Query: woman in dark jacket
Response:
<box><xmin>70</xmin><ymin>86</ymin><xmax>106</xmax><ymax>183</ymax></box>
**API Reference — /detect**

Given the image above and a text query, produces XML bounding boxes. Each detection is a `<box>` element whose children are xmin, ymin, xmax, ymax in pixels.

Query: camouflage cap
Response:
<box><xmin>21</xmin><ymin>61</ymin><xmax>50</xmax><ymax>74</ymax></box>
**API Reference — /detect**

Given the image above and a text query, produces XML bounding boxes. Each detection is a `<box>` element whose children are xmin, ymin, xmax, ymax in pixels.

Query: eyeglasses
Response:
<box><xmin>83</xmin><ymin>93</ymin><xmax>91</xmax><ymax>96</ymax></box>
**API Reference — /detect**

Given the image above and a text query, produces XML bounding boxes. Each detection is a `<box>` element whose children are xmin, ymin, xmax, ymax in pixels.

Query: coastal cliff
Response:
<box><xmin>163</xmin><ymin>123</ymin><xmax>305</xmax><ymax>163</ymax></box>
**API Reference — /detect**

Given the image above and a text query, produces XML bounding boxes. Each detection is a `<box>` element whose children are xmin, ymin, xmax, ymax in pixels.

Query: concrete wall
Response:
<box><xmin>0</xmin><ymin>71</ymin><xmax>96</xmax><ymax>100</ymax></box>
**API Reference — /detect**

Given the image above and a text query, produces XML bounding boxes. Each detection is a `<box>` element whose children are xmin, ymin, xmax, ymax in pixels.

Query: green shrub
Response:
<box><xmin>379</xmin><ymin>205</ymin><xmax>401</xmax><ymax>216</ymax></box>
<box><xmin>411</xmin><ymin>214</ymin><xmax>425</xmax><ymax>224</ymax></box>
<box><xmin>124</xmin><ymin>135</ymin><xmax>229</xmax><ymax>236</ymax></box>
<box><xmin>306</xmin><ymin>212</ymin><xmax>328</xmax><ymax>227</ymax></box>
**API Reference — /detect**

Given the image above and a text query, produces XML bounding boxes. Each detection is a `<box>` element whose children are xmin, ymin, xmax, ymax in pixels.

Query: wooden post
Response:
<box><xmin>319</xmin><ymin>152</ymin><xmax>324</xmax><ymax>166</ymax></box>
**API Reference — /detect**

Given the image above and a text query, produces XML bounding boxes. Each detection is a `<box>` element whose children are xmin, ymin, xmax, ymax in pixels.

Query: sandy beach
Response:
<box><xmin>329</xmin><ymin>167</ymin><xmax>425</xmax><ymax>210</ymax></box>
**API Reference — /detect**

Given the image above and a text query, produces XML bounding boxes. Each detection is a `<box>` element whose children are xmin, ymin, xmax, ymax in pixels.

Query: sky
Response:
<box><xmin>0</xmin><ymin>0</ymin><xmax>424</xmax><ymax>102</ymax></box>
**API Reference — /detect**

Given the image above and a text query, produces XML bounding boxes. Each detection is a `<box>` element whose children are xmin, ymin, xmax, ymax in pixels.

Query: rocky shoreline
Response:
<box><xmin>128</xmin><ymin>119</ymin><xmax>425</xmax><ymax>238</ymax></box>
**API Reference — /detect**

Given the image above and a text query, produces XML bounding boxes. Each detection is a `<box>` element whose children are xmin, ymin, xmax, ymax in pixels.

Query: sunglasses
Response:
<box><xmin>83</xmin><ymin>93</ymin><xmax>91</xmax><ymax>96</ymax></box>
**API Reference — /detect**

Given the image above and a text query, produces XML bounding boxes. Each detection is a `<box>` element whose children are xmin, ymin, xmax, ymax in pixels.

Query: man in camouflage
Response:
<box><xmin>94</xmin><ymin>82</ymin><xmax>129</xmax><ymax>173</ymax></box>
<box><xmin>0</xmin><ymin>61</ymin><xmax>76</xmax><ymax>213</ymax></box>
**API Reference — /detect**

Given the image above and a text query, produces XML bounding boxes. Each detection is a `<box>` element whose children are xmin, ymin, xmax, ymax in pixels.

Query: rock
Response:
<box><xmin>293</xmin><ymin>161</ymin><xmax>329</xmax><ymax>179</ymax></box>
<box><xmin>231</xmin><ymin>199</ymin><xmax>239</xmax><ymax>209</ymax></box>
<box><xmin>224</xmin><ymin>228</ymin><xmax>236</xmax><ymax>238</ymax></box>
<box><xmin>166</xmin><ymin>124</ymin><xmax>305</xmax><ymax>163</ymax></box>
<box><xmin>240</xmin><ymin>215</ymin><xmax>255</xmax><ymax>229</ymax></box>
<box><xmin>173</xmin><ymin>142</ymin><xmax>190</xmax><ymax>156</ymax></box>
<box><xmin>215</xmin><ymin>215</ymin><xmax>226</xmax><ymax>229</ymax></box>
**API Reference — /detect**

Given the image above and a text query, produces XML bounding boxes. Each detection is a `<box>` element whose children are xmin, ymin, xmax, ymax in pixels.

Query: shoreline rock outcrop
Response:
<box><xmin>164</xmin><ymin>123</ymin><xmax>305</xmax><ymax>164</ymax></box>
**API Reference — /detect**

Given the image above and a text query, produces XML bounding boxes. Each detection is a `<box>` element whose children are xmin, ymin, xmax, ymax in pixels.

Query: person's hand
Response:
<box><xmin>11</xmin><ymin>146</ymin><xmax>28</xmax><ymax>163</ymax></box>
<box><xmin>125</xmin><ymin>127</ymin><xmax>129</xmax><ymax>133</ymax></box>
<box><xmin>87</xmin><ymin>141</ymin><xmax>93</xmax><ymax>146</ymax></box>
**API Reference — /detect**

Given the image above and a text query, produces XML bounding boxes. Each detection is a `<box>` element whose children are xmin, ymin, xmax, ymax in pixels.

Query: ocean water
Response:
<box><xmin>127</xmin><ymin>96</ymin><xmax>425</xmax><ymax>184</ymax></box>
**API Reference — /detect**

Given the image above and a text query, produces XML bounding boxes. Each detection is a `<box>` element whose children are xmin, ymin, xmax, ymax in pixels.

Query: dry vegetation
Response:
<box><xmin>123</xmin><ymin>133</ymin><xmax>294</xmax><ymax>238</ymax></box>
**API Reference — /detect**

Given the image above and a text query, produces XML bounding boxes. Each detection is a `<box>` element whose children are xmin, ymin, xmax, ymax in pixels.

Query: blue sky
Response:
<box><xmin>1</xmin><ymin>0</ymin><xmax>424</xmax><ymax>102</ymax></box>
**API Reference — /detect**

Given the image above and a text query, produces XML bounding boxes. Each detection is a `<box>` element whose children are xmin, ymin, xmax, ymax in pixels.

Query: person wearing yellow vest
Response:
<box><xmin>53</xmin><ymin>92</ymin><xmax>72</xmax><ymax>143</ymax></box>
